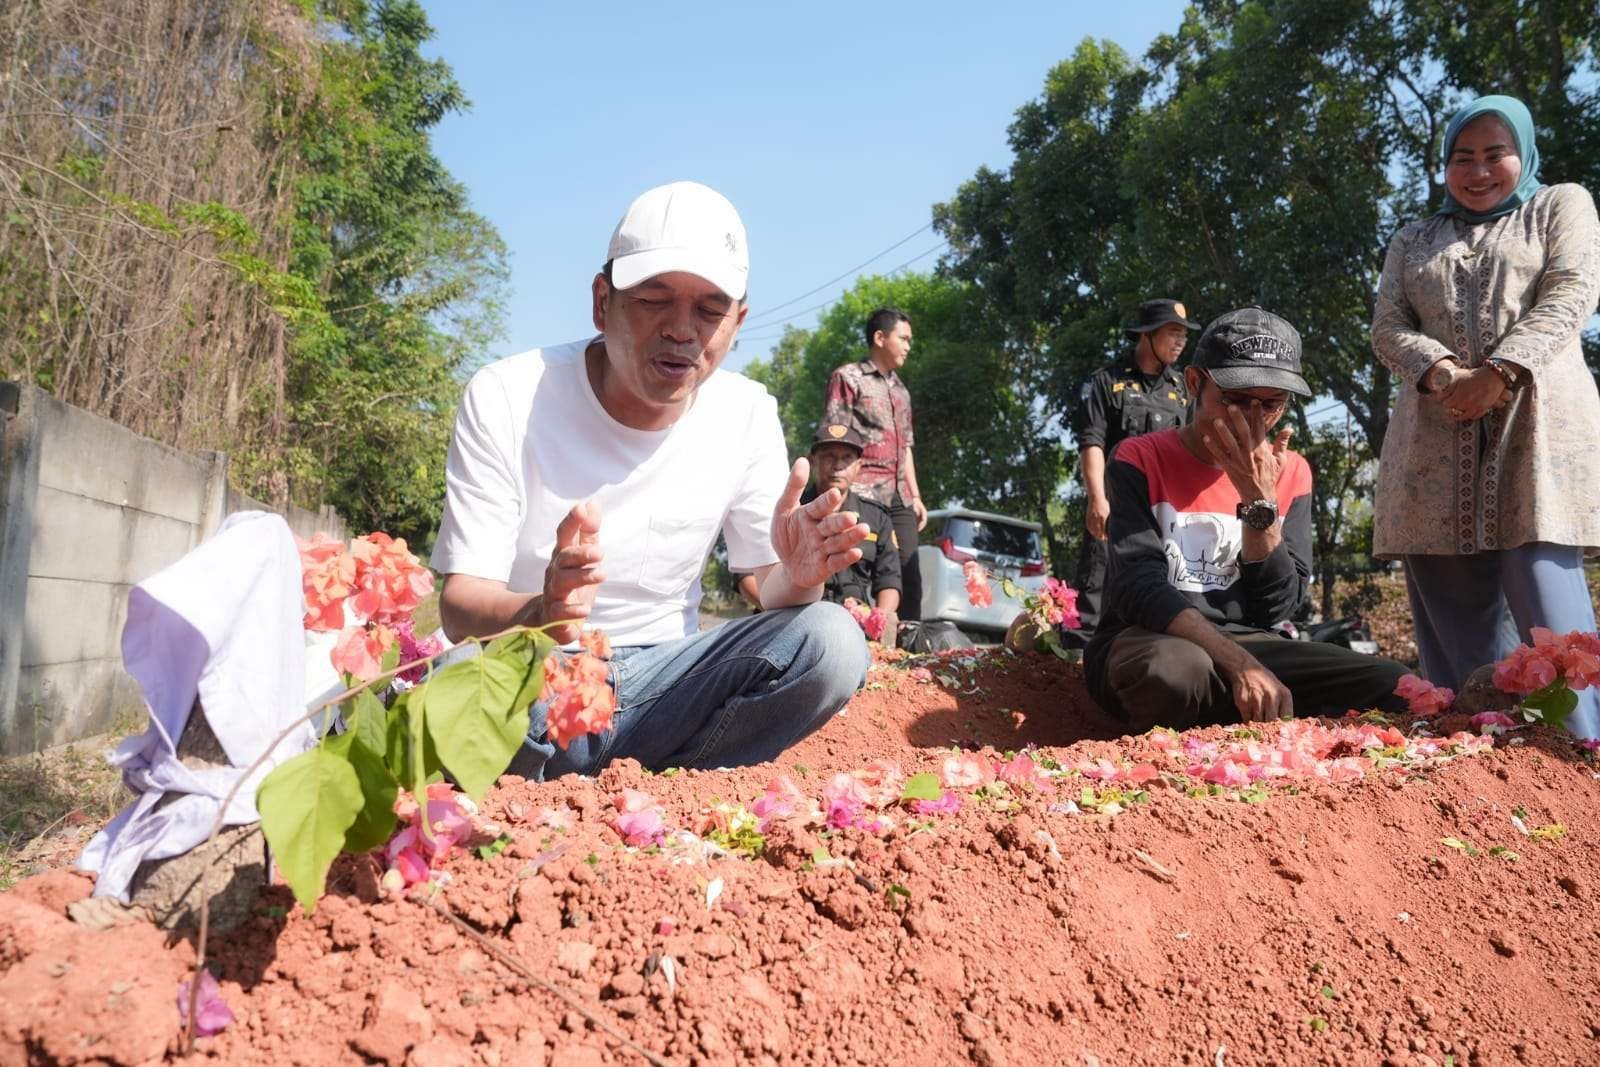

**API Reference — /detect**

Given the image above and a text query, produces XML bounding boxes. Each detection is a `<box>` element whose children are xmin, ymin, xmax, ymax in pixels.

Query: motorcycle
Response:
<box><xmin>1274</xmin><ymin>614</ymin><xmax>1381</xmax><ymax>655</ymax></box>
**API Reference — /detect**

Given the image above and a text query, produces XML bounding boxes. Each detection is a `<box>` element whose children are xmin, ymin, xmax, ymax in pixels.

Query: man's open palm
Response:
<box><xmin>771</xmin><ymin>459</ymin><xmax>869</xmax><ymax>589</ymax></box>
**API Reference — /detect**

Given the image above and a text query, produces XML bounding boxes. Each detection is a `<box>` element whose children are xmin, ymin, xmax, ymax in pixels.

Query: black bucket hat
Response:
<box><xmin>1124</xmin><ymin>298</ymin><xmax>1200</xmax><ymax>341</ymax></box>
<box><xmin>1192</xmin><ymin>306</ymin><xmax>1312</xmax><ymax>397</ymax></box>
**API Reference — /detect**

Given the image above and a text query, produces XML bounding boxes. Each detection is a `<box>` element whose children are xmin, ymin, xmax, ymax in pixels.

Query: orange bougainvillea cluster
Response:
<box><xmin>543</xmin><ymin>629</ymin><xmax>617</xmax><ymax>750</ymax></box>
<box><xmin>296</xmin><ymin>531</ymin><xmax>436</xmax><ymax>683</ymax></box>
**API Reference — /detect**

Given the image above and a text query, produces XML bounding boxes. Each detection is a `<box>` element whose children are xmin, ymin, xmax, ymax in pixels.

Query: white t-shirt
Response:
<box><xmin>430</xmin><ymin>338</ymin><xmax>788</xmax><ymax>646</ymax></box>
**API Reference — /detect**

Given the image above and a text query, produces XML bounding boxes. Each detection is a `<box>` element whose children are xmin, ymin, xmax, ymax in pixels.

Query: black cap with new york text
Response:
<box><xmin>1191</xmin><ymin>307</ymin><xmax>1312</xmax><ymax>397</ymax></box>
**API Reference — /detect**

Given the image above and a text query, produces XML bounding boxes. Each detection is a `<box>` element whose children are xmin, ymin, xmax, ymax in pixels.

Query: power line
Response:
<box><xmin>735</xmin><ymin>240</ymin><xmax>949</xmax><ymax>344</ymax></box>
<box><xmin>740</xmin><ymin>220</ymin><xmax>936</xmax><ymax>327</ymax></box>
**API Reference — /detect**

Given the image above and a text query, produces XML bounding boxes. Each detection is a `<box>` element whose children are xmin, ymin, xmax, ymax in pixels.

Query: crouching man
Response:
<box><xmin>1086</xmin><ymin>308</ymin><xmax>1410</xmax><ymax>731</ymax></box>
<box><xmin>430</xmin><ymin>181</ymin><xmax>871</xmax><ymax>779</ymax></box>
<box><xmin>800</xmin><ymin>422</ymin><xmax>902</xmax><ymax>640</ymax></box>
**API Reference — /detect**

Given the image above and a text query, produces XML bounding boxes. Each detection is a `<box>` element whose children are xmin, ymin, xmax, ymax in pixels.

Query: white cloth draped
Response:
<box><xmin>77</xmin><ymin>511</ymin><xmax>316</xmax><ymax>901</ymax></box>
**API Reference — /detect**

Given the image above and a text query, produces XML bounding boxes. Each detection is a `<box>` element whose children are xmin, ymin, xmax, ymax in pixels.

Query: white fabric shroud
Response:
<box><xmin>78</xmin><ymin>511</ymin><xmax>318</xmax><ymax>901</ymax></box>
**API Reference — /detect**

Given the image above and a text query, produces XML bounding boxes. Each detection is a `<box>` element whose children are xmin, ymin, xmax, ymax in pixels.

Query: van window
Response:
<box><xmin>943</xmin><ymin>517</ymin><xmax>1041</xmax><ymax>561</ymax></box>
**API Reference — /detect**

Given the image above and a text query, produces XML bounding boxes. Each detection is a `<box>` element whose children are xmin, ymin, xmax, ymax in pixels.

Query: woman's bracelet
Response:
<box><xmin>1484</xmin><ymin>358</ymin><xmax>1521</xmax><ymax>391</ymax></box>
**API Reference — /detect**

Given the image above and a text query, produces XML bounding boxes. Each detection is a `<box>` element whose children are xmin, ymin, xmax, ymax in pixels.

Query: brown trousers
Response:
<box><xmin>1094</xmin><ymin>627</ymin><xmax>1412</xmax><ymax>733</ymax></box>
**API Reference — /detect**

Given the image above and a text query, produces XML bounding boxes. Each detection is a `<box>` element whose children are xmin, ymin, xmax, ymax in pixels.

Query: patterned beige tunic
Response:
<box><xmin>1372</xmin><ymin>183</ymin><xmax>1600</xmax><ymax>559</ymax></box>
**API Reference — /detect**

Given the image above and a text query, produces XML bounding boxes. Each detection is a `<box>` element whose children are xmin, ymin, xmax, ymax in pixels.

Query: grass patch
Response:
<box><xmin>0</xmin><ymin>708</ymin><xmax>142</xmax><ymax>891</ymax></box>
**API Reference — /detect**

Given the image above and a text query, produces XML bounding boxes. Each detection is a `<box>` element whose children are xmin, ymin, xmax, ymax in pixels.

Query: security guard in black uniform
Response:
<box><xmin>1069</xmin><ymin>297</ymin><xmax>1198</xmax><ymax>636</ymax></box>
<box><xmin>801</xmin><ymin>422</ymin><xmax>902</xmax><ymax>633</ymax></box>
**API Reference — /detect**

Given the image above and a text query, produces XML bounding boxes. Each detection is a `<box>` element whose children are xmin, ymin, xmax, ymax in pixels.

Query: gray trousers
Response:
<box><xmin>1405</xmin><ymin>542</ymin><xmax>1600</xmax><ymax>739</ymax></box>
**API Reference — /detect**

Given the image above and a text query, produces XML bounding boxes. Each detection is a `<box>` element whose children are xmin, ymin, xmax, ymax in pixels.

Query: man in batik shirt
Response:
<box><xmin>823</xmin><ymin>307</ymin><xmax>925</xmax><ymax>618</ymax></box>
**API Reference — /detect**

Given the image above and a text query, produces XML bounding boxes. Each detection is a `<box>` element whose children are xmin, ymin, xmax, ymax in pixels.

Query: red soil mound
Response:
<box><xmin>5</xmin><ymin>651</ymin><xmax>1600</xmax><ymax>1066</ymax></box>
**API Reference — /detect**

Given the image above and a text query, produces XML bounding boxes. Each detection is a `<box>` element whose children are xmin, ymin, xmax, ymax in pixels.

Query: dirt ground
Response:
<box><xmin>5</xmin><ymin>643</ymin><xmax>1600</xmax><ymax>1067</ymax></box>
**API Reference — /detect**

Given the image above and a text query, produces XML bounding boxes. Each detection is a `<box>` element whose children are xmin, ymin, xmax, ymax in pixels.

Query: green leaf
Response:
<box><xmin>422</xmin><ymin>635</ymin><xmax>547</xmax><ymax>799</ymax></box>
<box><xmin>1440</xmin><ymin>836</ymin><xmax>1479</xmax><ymax>857</ymax></box>
<box><xmin>380</xmin><ymin>641</ymin><xmax>401</xmax><ymax>675</ymax></box>
<box><xmin>337</xmin><ymin>690</ymin><xmax>399</xmax><ymax>853</ymax></box>
<box><xmin>475</xmin><ymin>834</ymin><xmax>512</xmax><ymax>860</ymax></box>
<box><xmin>256</xmin><ymin>745</ymin><xmax>363</xmax><ymax>914</ymax></box>
<box><xmin>1320</xmin><ymin>984</ymin><xmax>1337</xmax><ymax>999</ymax></box>
<box><xmin>900</xmin><ymin>772</ymin><xmax>942</xmax><ymax>803</ymax></box>
<box><xmin>1308</xmin><ymin>1016</ymin><xmax>1328</xmax><ymax>1033</ymax></box>
<box><xmin>1522</xmin><ymin>682</ymin><xmax>1578</xmax><ymax>731</ymax></box>
<box><xmin>484</xmin><ymin>629</ymin><xmax>555</xmax><ymax>711</ymax></box>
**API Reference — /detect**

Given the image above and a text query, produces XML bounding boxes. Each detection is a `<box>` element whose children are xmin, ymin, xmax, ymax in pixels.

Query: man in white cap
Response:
<box><xmin>429</xmin><ymin>181</ymin><xmax>871</xmax><ymax>779</ymax></box>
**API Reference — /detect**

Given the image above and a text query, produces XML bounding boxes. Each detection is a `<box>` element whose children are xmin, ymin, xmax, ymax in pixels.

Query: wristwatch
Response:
<box><xmin>1236</xmin><ymin>499</ymin><xmax>1279</xmax><ymax>531</ymax></box>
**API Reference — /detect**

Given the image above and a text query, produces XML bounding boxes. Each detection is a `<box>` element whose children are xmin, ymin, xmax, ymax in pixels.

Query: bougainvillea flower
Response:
<box><xmin>853</xmin><ymin>758</ymin><xmax>906</xmax><ymax>808</ymax></box>
<box><xmin>330</xmin><ymin>622</ymin><xmax>397</xmax><ymax>682</ymax></box>
<box><xmin>1394</xmin><ymin>674</ymin><xmax>1455</xmax><ymax>718</ymax></box>
<box><xmin>1038</xmin><ymin>577</ymin><xmax>1081</xmax><ymax>630</ymax></box>
<box><xmin>1145</xmin><ymin>729</ymin><xmax>1184</xmax><ymax>755</ymax></box>
<box><xmin>997</xmin><ymin>752</ymin><xmax>1055</xmax><ymax>792</ymax></box>
<box><xmin>842</xmin><ymin>598</ymin><xmax>888</xmax><ymax>641</ymax></box>
<box><xmin>538</xmin><ymin>806</ymin><xmax>574</xmax><ymax>832</ymax></box>
<box><xmin>612</xmin><ymin>789</ymin><xmax>667</xmax><ymax>846</ymax></box>
<box><xmin>393</xmin><ymin>619</ymin><xmax>445</xmax><ymax>684</ymax></box>
<box><xmin>821</xmin><ymin>772</ymin><xmax>873</xmax><ymax>830</ymax></box>
<box><xmin>1470</xmin><ymin>711</ymin><xmax>1517</xmax><ymax>733</ymax></box>
<box><xmin>296</xmin><ymin>532</ymin><xmax>357</xmax><ymax>632</ymax></box>
<box><xmin>963</xmin><ymin>561</ymin><xmax>994</xmax><ymax>608</ymax></box>
<box><xmin>1493</xmin><ymin>639</ymin><xmax>1560</xmax><ymax>695</ymax></box>
<box><xmin>1075</xmin><ymin>757</ymin><xmax>1154</xmax><ymax>784</ymax></box>
<box><xmin>544</xmin><ymin>649</ymin><xmax>617</xmax><ymax>750</ymax></box>
<box><xmin>909</xmin><ymin>667</ymin><xmax>934</xmax><ymax>684</ymax></box>
<box><xmin>177</xmin><ymin>969</ymin><xmax>234</xmax><ymax>1037</ymax></box>
<box><xmin>384</xmin><ymin>784</ymin><xmax>476</xmax><ymax>888</ymax></box>
<box><xmin>347</xmin><ymin>532</ymin><xmax>434</xmax><ymax>628</ymax></box>
<box><xmin>580</xmin><ymin>628</ymin><xmax>613</xmax><ymax>659</ymax></box>
<box><xmin>940</xmin><ymin>752</ymin><xmax>996</xmax><ymax>789</ymax></box>
<box><xmin>751</xmin><ymin>774</ymin><xmax>812</xmax><ymax>831</ymax></box>
<box><xmin>911</xmin><ymin>790</ymin><xmax>962</xmax><ymax>815</ymax></box>
<box><xmin>1202</xmin><ymin>758</ymin><xmax>1255</xmax><ymax>788</ymax></box>
<box><xmin>385</xmin><ymin>829</ymin><xmax>432</xmax><ymax>886</ymax></box>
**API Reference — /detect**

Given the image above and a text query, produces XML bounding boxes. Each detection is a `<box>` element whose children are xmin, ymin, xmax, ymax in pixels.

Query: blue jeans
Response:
<box><xmin>1405</xmin><ymin>543</ymin><xmax>1600</xmax><ymax>738</ymax></box>
<box><xmin>495</xmin><ymin>601</ymin><xmax>868</xmax><ymax>780</ymax></box>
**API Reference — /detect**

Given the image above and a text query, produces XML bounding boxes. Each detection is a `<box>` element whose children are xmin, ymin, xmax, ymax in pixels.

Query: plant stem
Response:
<box><xmin>427</xmin><ymin>896</ymin><xmax>675</xmax><ymax>1067</ymax></box>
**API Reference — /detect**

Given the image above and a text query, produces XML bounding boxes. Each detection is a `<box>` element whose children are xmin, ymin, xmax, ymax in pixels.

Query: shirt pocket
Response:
<box><xmin>638</xmin><ymin>507</ymin><xmax>722</xmax><ymax>599</ymax></box>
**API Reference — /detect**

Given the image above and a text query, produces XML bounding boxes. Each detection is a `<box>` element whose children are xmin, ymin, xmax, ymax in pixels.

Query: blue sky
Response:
<box><xmin>419</xmin><ymin>2</ymin><xmax>1190</xmax><ymax>372</ymax></box>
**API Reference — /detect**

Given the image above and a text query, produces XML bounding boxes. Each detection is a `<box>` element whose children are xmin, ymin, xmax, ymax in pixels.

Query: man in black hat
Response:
<box><xmin>1068</xmin><ymin>298</ymin><xmax>1198</xmax><ymax>637</ymax></box>
<box><xmin>800</xmin><ymin>422</ymin><xmax>902</xmax><ymax>639</ymax></box>
<box><xmin>1085</xmin><ymin>307</ymin><xmax>1410</xmax><ymax>730</ymax></box>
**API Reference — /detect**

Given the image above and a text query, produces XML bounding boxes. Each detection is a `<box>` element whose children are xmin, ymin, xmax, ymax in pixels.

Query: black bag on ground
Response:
<box><xmin>897</xmin><ymin>620</ymin><xmax>974</xmax><ymax>653</ymax></box>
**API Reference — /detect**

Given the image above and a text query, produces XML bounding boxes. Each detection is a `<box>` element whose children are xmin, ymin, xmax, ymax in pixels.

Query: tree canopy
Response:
<box><xmin>935</xmin><ymin>0</ymin><xmax>1600</xmax><ymax>458</ymax></box>
<box><xmin>0</xmin><ymin>0</ymin><xmax>505</xmax><ymax>546</ymax></box>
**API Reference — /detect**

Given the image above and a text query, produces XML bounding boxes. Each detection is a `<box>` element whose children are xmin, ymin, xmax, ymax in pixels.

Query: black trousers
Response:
<box><xmin>1072</xmin><ymin>534</ymin><xmax>1108</xmax><ymax>632</ymax></box>
<box><xmin>1091</xmin><ymin>627</ymin><xmax>1411</xmax><ymax>733</ymax></box>
<box><xmin>889</xmin><ymin>496</ymin><xmax>922</xmax><ymax>621</ymax></box>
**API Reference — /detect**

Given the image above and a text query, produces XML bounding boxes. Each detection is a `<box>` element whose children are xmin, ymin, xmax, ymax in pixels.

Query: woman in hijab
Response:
<box><xmin>1372</xmin><ymin>94</ymin><xmax>1600</xmax><ymax>737</ymax></box>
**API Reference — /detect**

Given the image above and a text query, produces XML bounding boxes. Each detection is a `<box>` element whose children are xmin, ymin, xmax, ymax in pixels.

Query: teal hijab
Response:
<box><xmin>1439</xmin><ymin>94</ymin><xmax>1543</xmax><ymax>224</ymax></box>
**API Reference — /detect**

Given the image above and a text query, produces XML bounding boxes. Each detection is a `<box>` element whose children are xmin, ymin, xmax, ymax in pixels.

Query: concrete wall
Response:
<box><xmin>0</xmin><ymin>383</ymin><xmax>345</xmax><ymax>755</ymax></box>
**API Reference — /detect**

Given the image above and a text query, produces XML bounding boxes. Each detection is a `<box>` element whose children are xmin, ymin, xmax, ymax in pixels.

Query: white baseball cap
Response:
<box><xmin>606</xmin><ymin>181</ymin><xmax>749</xmax><ymax>301</ymax></box>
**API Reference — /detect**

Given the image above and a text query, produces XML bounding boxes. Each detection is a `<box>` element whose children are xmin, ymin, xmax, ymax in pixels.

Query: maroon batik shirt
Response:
<box><xmin>822</xmin><ymin>359</ymin><xmax>915</xmax><ymax>508</ymax></box>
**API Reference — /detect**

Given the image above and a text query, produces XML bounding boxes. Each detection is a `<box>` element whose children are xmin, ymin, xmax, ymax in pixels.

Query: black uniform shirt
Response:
<box><xmin>1072</xmin><ymin>358</ymin><xmax>1192</xmax><ymax>455</ymax></box>
<box><xmin>801</xmin><ymin>486</ymin><xmax>902</xmax><ymax>605</ymax></box>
